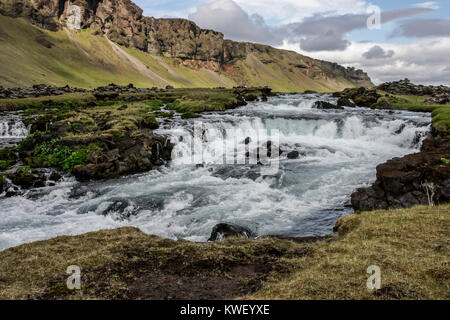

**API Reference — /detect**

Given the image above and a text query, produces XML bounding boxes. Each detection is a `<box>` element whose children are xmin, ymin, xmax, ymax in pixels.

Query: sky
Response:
<box><xmin>134</xmin><ymin>0</ymin><xmax>450</xmax><ymax>85</ymax></box>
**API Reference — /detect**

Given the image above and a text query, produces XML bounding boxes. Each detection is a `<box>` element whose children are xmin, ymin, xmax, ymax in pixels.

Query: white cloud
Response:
<box><xmin>233</xmin><ymin>0</ymin><xmax>370</xmax><ymax>24</ymax></box>
<box><xmin>189</xmin><ymin>0</ymin><xmax>282</xmax><ymax>43</ymax></box>
<box><xmin>413</xmin><ymin>2</ymin><xmax>440</xmax><ymax>10</ymax></box>
<box><xmin>279</xmin><ymin>38</ymin><xmax>450</xmax><ymax>85</ymax></box>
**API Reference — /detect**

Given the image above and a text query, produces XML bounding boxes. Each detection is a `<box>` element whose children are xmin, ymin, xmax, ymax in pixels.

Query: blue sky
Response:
<box><xmin>132</xmin><ymin>1</ymin><xmax>450</xmax><ymax>84</ymax></box>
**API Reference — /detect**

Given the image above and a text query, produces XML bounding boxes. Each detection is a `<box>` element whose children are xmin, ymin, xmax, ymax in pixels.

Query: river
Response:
<box><xmin>0</xmin><ymin>94</ymin><xmax>431</xmax><ymax>250</ymax></box>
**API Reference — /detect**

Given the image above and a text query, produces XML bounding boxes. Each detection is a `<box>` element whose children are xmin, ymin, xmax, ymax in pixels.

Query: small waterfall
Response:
<box><xmin>0</xmin><ymin>119</ymin><xmax>29</xmax><ymax>138</ymax></box>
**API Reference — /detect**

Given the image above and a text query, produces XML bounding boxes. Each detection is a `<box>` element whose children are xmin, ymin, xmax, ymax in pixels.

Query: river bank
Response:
<box><xmin>0</xmin><ymin>204</ymin><xmax>448</xmax><ymax>300</ymax></box>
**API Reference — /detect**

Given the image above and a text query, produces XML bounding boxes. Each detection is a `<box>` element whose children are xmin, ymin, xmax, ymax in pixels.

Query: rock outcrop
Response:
<box><xmin>0</xmin><ymin>84</ymin><xmax>86</xmax><ymax>99</ymax></box>
<box><xmin>351</xmin><ymin>136</ymin><xmax>450</xmax><ymax>211</ymax></box>
<box><xmin>313</xmin><ymin>101</ymin><xmax>343</xmax><ymax>110</ymax></box>
<box><xmin>208</xmin><ymin>223</ymin><xmax>253</xmax><ymax>241</ymax></box>
<box><xmin>377</xmin><ymin>79</ymin><xmax>450</xmax><ymax>105</ymax></box>
<box><xmin>0</xmin><ymin>0</ymin><xmax>373</xmax><ymax>87</ymax></box>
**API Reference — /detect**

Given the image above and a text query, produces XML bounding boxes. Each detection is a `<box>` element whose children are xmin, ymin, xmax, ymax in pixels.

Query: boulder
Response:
<box><xmin>208</xmin><ymin>223</ymin><xmax>253</xmax><ymax>241</ymax></box>
<box><xmin>313</xmin><ymin>101</ymin><xmax>344</xmax><ymax>110</ymax></box>
<box><xmin>337</xmin><ymin>97</ymin><xmax>355</xmax><ymax>108</ymax></box>
<box><xmin>287</xmin><ymin>151</ymin><xmax>300</xmax><ymax>159</ymax></box>
<box><xmin>351</xmin><ymin>136</ymin><xmax>450</xmax><ymax>211</ymax></box>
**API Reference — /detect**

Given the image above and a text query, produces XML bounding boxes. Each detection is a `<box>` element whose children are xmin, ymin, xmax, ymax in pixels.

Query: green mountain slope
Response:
<box><xmin>0</xmin><ymin>13</ymin><xmax>371</xmax><ymax>92</ymax></box>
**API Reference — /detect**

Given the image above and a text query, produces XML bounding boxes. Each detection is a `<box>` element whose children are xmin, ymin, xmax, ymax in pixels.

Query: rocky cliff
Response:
<box><xmin>0</xmin><ymin>0</ymin><xmax>372</xmax><ymax>89</ymax></box>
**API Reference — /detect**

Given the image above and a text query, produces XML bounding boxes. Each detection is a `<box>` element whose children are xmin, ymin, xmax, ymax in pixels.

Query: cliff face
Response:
<box><xmin>0</xmin><ymin>0</ymin><xmax>373</xmax><ymax>89</ymax></box>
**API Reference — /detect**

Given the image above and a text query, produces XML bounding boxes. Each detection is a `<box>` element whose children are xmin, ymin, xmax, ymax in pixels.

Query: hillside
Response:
<box><xmin>0</xmin><ymin>0</ymin><xmax>373</xmax><ymax>91</ymax></box>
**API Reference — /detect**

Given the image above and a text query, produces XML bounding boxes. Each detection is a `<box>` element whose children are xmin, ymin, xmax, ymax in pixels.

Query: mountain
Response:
<box><xmin>0</xmin><ymin>0</ymin><xmax>373</xmax><ymax>91</ymax></box>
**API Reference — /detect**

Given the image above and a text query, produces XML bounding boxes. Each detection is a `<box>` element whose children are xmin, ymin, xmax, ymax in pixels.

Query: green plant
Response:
<box><xmin>441</xmin><ymin>158</ymin><xmax>450</xmax><ymax>164</ymax></box>
<box><xmin>16</xmin><ymin>165</ymin><xmax>32</xmax><ymax>173</ymax></box>
<box><xmin>0</xmin><ymin>160</ymin><xmax>9</xmax><ymax>170</ymax></box>
<box><xmin>146</xmin><ymin>99</ymin><xmax>164</xmax><ymax>111</ymax></box>
<box><xmin>181</xmin><ymin>111</ymin><xmax>200</xmax><ymax>119</ymax></box>
<box><xmin>33</xmin><ymin>140</ymin><xmax>93</xmax><ymax>172</ymax></box>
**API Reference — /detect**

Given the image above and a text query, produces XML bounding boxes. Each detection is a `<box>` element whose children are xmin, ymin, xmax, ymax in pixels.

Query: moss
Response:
<box><xmin>0</xmin><ymin>160</ymin><xmax>10</xmax><ymax>170</ymax></box>
<box><xmin>181</xmin><ymin>111</ymin><xmax>200</xmax><ymax>119</ymax></box>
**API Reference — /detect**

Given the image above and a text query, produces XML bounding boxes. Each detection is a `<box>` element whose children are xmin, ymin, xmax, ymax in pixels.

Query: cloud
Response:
<box><xmin>280</xmin><ymin>38</ymin><xmax>450</xmax><ymax>85</ymax></box>
<box><xmin>189</xmin><ymin>0</ymin><xmax>435</xmax><ymax>51</ymax></box>
<box><xmin>188</xmin><ymin>0</ymin><xmax>282</xmax><ymax>44</ymax></box>
<box><xmin>288</xmin><ymin>8</ymin><xmax>433</xmax><ymax>51</ymax></box>
<box><xmin>413</xmin><ymin>2</ymin><xmax>440</xmax><ymax>10</ymax></box>
<box><xmin>233</xmin><ymin>0</ymin><xmax>370</xmax><ymax>24</ymax></box>
<box><xmin>363</xmin><ymin>45</ymin><xmax>395</xmax><ymax>59</ymax></box>
<box><xmin>391</xmin><ymin>19</ymin><xmax>450</xmax><ymax>38</ymax></box>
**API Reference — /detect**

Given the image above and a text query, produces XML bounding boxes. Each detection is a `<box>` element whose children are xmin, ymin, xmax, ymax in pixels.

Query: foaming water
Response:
<box><xmin>0</xmin><ymin>94</ymin><xmax>431</xmax><ymax>250</ymax></box>
<box><xmin>0</xmin><ymin>113</ymin><xmax>29</xmax><ymax>149</ymax></box>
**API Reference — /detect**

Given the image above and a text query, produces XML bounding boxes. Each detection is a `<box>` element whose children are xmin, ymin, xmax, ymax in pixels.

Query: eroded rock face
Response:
<box><xmin>0</xmin><ymin>0</ymin><xmax>373</xmax><ymax>86</ymax></box>
<box><xmin>71</xmin><ymin>132</ymin><xmax>173</xmax><ymax>181</ymax></box>
<box><xmin>351</xmin><ymin>136</ymin><xmax>450</xmax><ymax>211</ymax></box>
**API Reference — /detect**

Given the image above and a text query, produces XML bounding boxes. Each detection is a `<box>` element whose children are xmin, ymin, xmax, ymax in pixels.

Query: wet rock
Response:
<box><xmin>335</xmin><ymin>87</ymin><xmax>381</xmax><ymax>108</ymax></box>
<box><xmin>7</xmin><ymin>170</ymin><xmax>46</xmax><ymax>190</ymax></box>
<box><xmin>208</xmin><ymin>223</ymin><xmax>253</xmax><ymax>241</ymax></box>
<box><xmin>373</xmin><ymin>98</ymin><xmax>392</xmax><ymax>110</ymax></box>
<box><xmin>287</xmin><ymin>150</ymin><xmax>300</xmax><ymax>159</ymax></box>
<box><xmin>102</xmin><ymin>199</ymin><xmax>135</xmax><ymax>220</ymax></box>
<box><xmin>337</xmin><ymin>97</ymin><xmax>356</xmax><ymax>108</ymax></box>
<box><xmin>313</xmin><ymin>101</ymin><xmax>344</xmax><ymax>110</ymax></box>
<box><xmin>48</xmin><ymin>171</ymin><xmax>62</xmax><ymax>182</ymax></box>
<box><xmin>72</xmin><ymin>133</ymin><xmax>173</xmax><ymax>181</ymax></box>
<box><xmin>352</xmin><ymin>136</ymin><xmax>450</xmax><ymax>211</ymax></box>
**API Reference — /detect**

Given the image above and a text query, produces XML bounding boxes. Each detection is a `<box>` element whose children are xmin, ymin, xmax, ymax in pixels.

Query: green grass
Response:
<box><xmin>377</xmin><ymin>91</ymin><xmax>450</xmax><ymax>135</ymax></box>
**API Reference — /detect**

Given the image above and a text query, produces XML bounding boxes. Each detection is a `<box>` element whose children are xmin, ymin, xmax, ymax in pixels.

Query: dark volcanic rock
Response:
<box><xmin>351</xmin><ymin>136</ymin><xmax>450</xmax><ymax>211</ymax></box>
<box><xmin>72</xmin><ymin>132</ymin><xmax>173</xmax><ymax>181</ymax></box>
<box><xmin>335</xmin><ymin>87</ymin><xmax>381</xmax><ymax>108</ymax></box>
<box><xmin>313</xmin><ymin>101</ymin><xmax>344</xmax><ymax>110</ymax></box>
<box><xmin>287</xmin><ymin>151</ymin><xmax>300</xmax><ymax>159</ymax></box>
<box><xmin>6</xmin><ymin>170</ymin><xmax>46</xmax><ymax>190</ymax></box>
<box><xmin>0</xmin><ymin>84</ymin><xmax>85</xmax><ymax>99</ymax></box>
<box><xmin>337</xmin><ymin>97</ymin><xmax>355</xmax><ymax>108</ymax></box>
<box><xmin>378</xmin><ymin>79</ymin><xmax>450</xmax><ymax>105</ymax></box>
<box><xmin>208</xmin><ymin>223</ymin><xmax>253</xmax><ymax>241</ymax></box>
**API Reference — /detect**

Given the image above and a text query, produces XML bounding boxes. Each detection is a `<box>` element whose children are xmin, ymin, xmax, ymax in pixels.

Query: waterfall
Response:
<box><xmin>0</xmin><ymin>119</ymin><xmax>29</xmax><ymax>138</ymax></box>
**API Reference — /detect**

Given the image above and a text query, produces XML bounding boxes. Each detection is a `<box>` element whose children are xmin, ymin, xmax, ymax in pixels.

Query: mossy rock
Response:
<box><xmin>181</xmin><ymin>111</ymin><xmax>200</xmax><ymax>119</ymax></box>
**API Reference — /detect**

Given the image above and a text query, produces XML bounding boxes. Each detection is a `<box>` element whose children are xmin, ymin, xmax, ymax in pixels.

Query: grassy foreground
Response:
<box><xmin>0</xmin><ymin>205</ymin><xmax>448</xmax><ymax>300</ymax></box>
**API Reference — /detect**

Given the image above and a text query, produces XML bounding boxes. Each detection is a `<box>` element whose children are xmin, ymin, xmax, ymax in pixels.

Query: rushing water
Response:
<box><xmin>0</xmin><ymin>94</ymin><xmax>431</xmax><ymax>250</ymax></box>
<box><xmin>0</xmin><ymin>113</ymin><xmax>29</xmax><ymax>149</ymax></box>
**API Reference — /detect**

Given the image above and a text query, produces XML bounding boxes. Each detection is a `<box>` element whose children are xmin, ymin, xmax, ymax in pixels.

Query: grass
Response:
<box><xmin>378</xmin><ymin>92</ymin><xmax>450</xmax><ymax>135</ymax></box>
<box><xmin>0</xmin><ymin>204</ymin><xmax>448</xmax><ymax>300</ymax></box>
<box><xmin>247</xmin><ymin>204</ymin><xmax>450</xmax><ymax>300</ymax></box>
